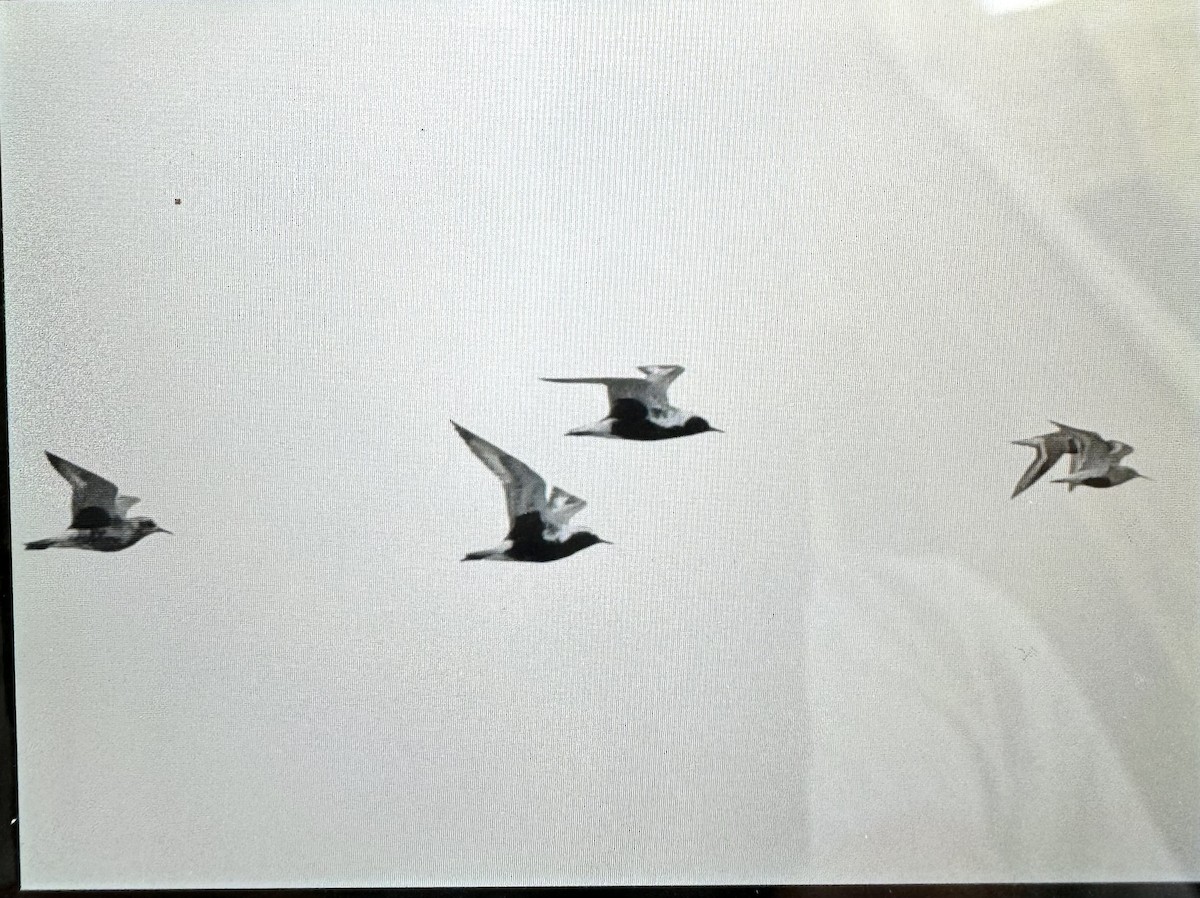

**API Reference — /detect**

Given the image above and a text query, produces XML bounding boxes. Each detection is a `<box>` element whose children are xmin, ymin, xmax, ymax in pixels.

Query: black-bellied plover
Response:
<box><xmin>452</xmin><ymin>422</ymin><xmax>609</xmax><ymax>562</ymax></box>
<box><xmin>542</xmin><ymin>365</ymin><xmax>720</xmax><ymax>440</ymax></box>
<box><xmin>25</xmin><ymin>452</ymin><xmax>171</xmax><ymax>551</ymax></box>
<box><xmin>1044</xmin><ymin>422</ymin><xmax>1146</xmax><ymax>490</ymax></box>
<box><xmin>1011</xmin><ymin>422</ymin><xmax>1142</xmax><ymax>496</ymax></box>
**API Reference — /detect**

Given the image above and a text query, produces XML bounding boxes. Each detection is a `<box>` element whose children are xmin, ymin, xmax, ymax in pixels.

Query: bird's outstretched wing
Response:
<box><xmin>453</xmin><ymin>422</ymin><xmax>547</xmax><ymax>526</ymax></box>
<box><xmin>115</xmin><ymin>496</ymin><xmax>140</xmax><ymax>517</ymax></box>
<box><xmin>45</xmin><ymin>452</ymin><xmax>121</xmax><ymax>528</ymax></box>
<box><xmin>543</xmin><ymin>365</ymin><xmax>685</xmax><ymax>419</ymax></box>
<box><xmin>1052</xmin><ymin>422</ymin><xmax>1114</xmax><ymax>491</ymax></box>
<box><xmin>1106</xmin><ymin>441</ymin><xmax>1134</xmax><ymax>462</ymax></box>
<box><xmin>542</xmin><ymin>376</ymin><xmax>662</xmax><ymax>408</ymax></box>
<box><xmin>544</xmin><ymin>486</ymin><xmax>587</xmax><ymax>534</ymax></box>
<box><xmin>1010</xmin><ymin>436</ymin><xmax>1066</xmax><ymax>498</ymax></box>
<box><xmin>637</xmin><ymin>365</ymin><xmax>685</xmax><ymax>389</ymax></box>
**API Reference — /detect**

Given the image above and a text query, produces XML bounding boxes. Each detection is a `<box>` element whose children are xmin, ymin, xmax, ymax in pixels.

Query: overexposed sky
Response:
<box><xmin>3</xmin><ymin>0</ymin><xmax>1197</xmax><ymax>887</ymax></box>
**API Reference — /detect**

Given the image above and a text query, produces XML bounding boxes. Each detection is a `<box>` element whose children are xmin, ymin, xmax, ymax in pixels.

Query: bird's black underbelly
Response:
<box><xmin>505</xmin><ymin>540</ymin><xmax>576</xmax><ymax>562</ymax></box>
<box><xmin>506</xmin><ymin>512</ymin><xmax>548</xmax><ymax>544</ymax></box>
<box><xmin>504</xmin><ymin>512</ymin><xmax>596</xmax><ymax>562</ymax></box>
<box><xmin>606</xmin><ymin>399</ymin><xmax>695</xmax><ymax>440</ymax></box>
<box><xmin>610</xmin><ymin>419</ymin><xmax>689</xmax><ymax>441</ymax></box>
<box><xmin>87</xmin><ymin>530</ymin><xmax>140</xmax><ymax>551</ymax></box>
<box><xmin>70</xmin><ymin>506</ymin><xmax>114</xmax><ymax>529</ymax></box>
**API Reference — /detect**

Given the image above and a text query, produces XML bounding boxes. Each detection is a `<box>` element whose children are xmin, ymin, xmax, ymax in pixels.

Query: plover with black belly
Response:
<box><xmin>543</xmin><ymin>365</ymin><xmax>721</xmax><ymax>441</ymax></box>
<box><xmin>453</xmin><ymin>422</ymin><xmax>610</xmax><ymax>562</ymax></box>
<box><xmin>1046</xmin><ymin>422</ymin><xmax>1146</xmax><ymax>490</ymax></box>
<box><xmin>1048</xmin><ymin>421</ymin><xmax>1136</xmax><ymax>492</ymax></box>
<box><xmin>26</xmin><ymin>452</ymin><xmax>171</xmax><ymax>551</ymax></box>
<box><xmin>1010</xmin><ymin>421</ymin><xmax>1140</xmax><ymax>497</ymax></box>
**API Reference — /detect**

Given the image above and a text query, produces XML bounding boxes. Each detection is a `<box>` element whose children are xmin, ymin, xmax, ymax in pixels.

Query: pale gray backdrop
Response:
<box><xmin>3</xmin><ymin>0</ymin><xmax>1197</xmax><ymax>887</ymax></box>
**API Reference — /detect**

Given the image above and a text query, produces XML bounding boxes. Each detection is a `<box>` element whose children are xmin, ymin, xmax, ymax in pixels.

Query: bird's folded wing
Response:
<box><xmin>46</xmin><ymin>452</ymin><xmax>121</xmax><ymax>523</ymax></box>
<box><xmin>453</xmin><ymin>422</ymin><xmax>547</xmax><ymax>524</ymax></box>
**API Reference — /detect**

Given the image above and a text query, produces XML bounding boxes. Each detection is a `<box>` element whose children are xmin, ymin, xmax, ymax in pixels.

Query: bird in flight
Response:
<box><xmin>453</xmin><ymin>421</ymin><xmax>609</xmax><ymax>562</ymax></box>
<box><xmin>543</xmin><ymin>365</ymin><xmax>721</xmax><ymax>441</ymax></box>
<box><xmin>1010</xmin><ymin>421</ymin><xmax>1144</xmax><ymax>497</ymax></box>
<box><xmin>26</xmin><ymin>452</ymin><xmax>171</xmax><ymax>551</ymax></box>
<box><xmin>1048</xmin><ymin>422</ymin><xmax>1147</xmax><ymax>490</ymax></box>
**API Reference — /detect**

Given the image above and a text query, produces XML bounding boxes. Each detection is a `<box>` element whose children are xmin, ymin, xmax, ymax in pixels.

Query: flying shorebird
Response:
<box><xmin>1048</xmin><ymin>421</ymin><xmax>1135</xmax><ymax>491</ymax></box>
<box><xmin>1047</xmin><ymin>422</ymin><xmax>1146</xmax><ymax>490</ymax></box>
<box><xmin>25</xmin><ymin>452</ymin><xmax>171</xmax><ymax>551</ymax></box>
<box><xmin>542</xmin><ymin>365</ymin><xmax>721</xmax><ymax>440</ymax></box>
<box><xmin>1010</xmin><ymin>421</ymin><xmax>1141</xmax><ymax>497</ymax></box>
<box><xmin>453</xmin><ymin>421</ymin><xmax>609</xmax><ymax>562</ymax></box>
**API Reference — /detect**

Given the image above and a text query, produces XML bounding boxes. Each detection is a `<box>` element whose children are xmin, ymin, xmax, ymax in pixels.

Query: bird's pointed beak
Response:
<box><xmin>155</xmin><ymin>527</ymin><xmax>173</xmax><ymax>535</ymax></box>
<box><xmin>711</xmin><ymin>427</ymin><xmax>725</xmax><ymax>433</ymax></box>
<box><xmin>1137</xmin><ymin>474</ymin><xmax>1154</xmax><ymax>481</ymax></box>
<box><xmin>598</xmin><ymin>538</ymin><xmax>613</xmax><ymax>545</ymax></box>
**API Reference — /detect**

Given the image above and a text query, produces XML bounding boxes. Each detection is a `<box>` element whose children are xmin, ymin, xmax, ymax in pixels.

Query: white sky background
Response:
<box><xmin>3</xmin><ymin>0</ymin><xmax>1197</xmax><ymax>887</ymax></box>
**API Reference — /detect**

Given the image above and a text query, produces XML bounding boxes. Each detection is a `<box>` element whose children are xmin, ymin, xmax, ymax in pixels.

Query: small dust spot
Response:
<box><xmin>174</xmin><ymin>198</ymin><xmax>181</xmax><ymax>205</ymax></box>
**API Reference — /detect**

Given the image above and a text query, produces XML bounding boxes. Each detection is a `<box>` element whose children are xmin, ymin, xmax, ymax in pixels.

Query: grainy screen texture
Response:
<box><xmin>3</xmin><ymin>0</ymin><xmax>1197</xmax><ymax>888</ymax></box>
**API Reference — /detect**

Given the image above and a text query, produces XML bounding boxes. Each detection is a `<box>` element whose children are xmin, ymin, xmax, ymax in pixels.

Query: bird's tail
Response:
<box><xmin>24</xmin><ymin>539</ymin><xmax>57</xmax><ymax>551</ymax></box>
